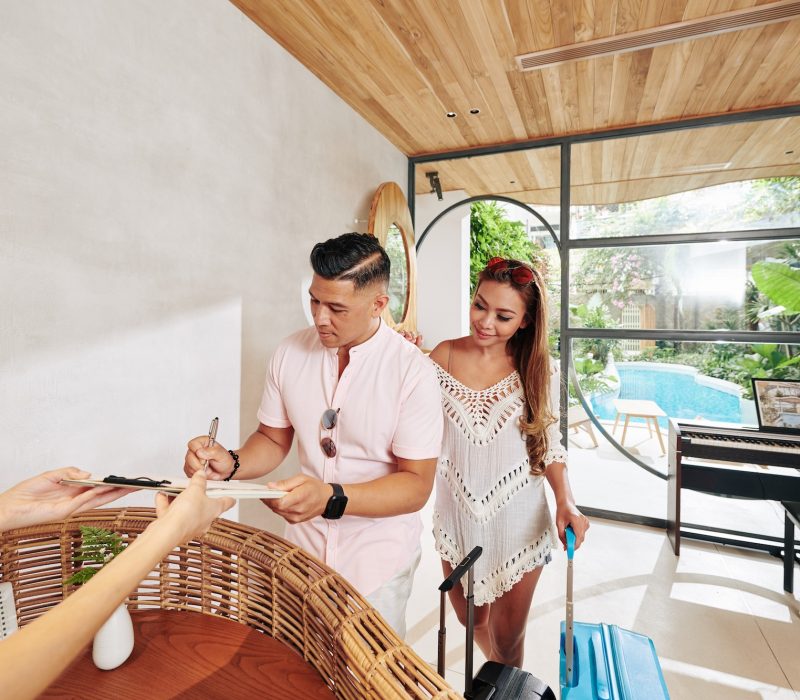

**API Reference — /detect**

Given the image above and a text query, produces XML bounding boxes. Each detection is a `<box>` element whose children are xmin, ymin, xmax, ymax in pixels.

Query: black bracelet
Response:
<box><xmin>224</xmin><ymin>450</ymin><xmax>240</xmax><ymax>481</ymax></box>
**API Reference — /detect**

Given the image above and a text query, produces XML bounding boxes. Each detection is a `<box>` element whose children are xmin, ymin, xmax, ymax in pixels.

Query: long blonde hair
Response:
<box><xmin>477</xmin><ymin>260</ymin><xmax>554</xmax><ymax>475</ymax></box>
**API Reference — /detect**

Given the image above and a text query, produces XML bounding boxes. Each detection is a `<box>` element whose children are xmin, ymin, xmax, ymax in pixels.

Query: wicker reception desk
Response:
<box><xmin>0</xmin><ymin>508</ymin><xmax>459</xmax><ymax>699</ymax></box>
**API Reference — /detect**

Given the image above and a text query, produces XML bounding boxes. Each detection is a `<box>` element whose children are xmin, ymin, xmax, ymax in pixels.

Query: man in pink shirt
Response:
<box><xmin>184</xmin><ymin>233</ymin><xmax>443</xmax><ymax>638</ymax></box>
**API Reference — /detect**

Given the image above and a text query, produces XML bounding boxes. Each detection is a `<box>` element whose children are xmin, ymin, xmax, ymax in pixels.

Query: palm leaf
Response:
<box><xmin>751</xmin><ymin>262</ymin><xmax>800</xmax><ymax>314</ymax></box>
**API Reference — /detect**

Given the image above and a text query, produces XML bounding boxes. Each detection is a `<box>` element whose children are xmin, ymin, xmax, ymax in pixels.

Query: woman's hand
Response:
<box><xmin>554</xmin><ymin>500</ymin><xmax>590</xmax><ymax>550</ymax></box>
<box><xmin>398</xmin><ymin>330</ymin><xmax>424</xmax><ymax>348</ymax></box>
<box><xmin>155</xmin><ymin>471</ymin><xmax>234</xmax><ymax>543</ymax></box>
<box><xmin>0</xmin><ymin>467</ymin><xmax>129</xmax><ymax>531</ymax></box>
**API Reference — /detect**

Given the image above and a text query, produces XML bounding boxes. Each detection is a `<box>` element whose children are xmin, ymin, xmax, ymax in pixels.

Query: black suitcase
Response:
<box><xmin>437</xmin><ymin>546</ymin><xmax>556</xmax><ymax>699</ymax></box>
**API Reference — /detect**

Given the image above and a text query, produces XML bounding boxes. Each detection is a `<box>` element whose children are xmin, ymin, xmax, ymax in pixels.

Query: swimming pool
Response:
<box><xmin>589</xmin><ymin>362</ymin><xmax>743</xmax><ymax>427</ymax></box>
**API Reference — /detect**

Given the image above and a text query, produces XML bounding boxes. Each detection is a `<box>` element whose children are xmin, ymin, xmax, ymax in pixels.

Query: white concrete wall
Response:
<box><xmin>415</xmin><ymin>191</ymin><xmax>471</xmax><ymax>349</ymax></box>
<box><xmin>0</xmin><ymin>1</ymin><xmax>406</xmax><ymax>530</ymax></box>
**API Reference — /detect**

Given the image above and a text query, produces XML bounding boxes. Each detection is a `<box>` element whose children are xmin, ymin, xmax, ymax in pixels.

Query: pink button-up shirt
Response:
<box><xmin>257</xmin><ymin>321</ymin><xmax>443</xmax><ymax>596</ymax></box>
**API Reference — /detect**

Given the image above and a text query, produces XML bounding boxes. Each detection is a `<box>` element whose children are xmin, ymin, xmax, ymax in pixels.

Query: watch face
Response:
<box><xmin>324</xmin><ymin>494</ymin><xmax>348</xmax><ymax>519</ymax></box>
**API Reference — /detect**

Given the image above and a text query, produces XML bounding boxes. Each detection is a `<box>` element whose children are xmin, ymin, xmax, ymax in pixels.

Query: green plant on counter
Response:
<box><xmin>65</xmin><ymin>526</ymin><xmax>127</xmax><ymax>585</ymax></box>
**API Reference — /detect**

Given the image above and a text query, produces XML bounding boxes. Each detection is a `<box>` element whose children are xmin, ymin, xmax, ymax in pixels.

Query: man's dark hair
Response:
<box><xmin>310</xmin><ymin>232</ymin><xmax>390</xmax><ymax>290</ymax></box>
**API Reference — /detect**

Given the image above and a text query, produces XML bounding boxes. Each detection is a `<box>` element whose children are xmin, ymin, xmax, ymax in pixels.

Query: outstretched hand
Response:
<box><xmin>155</xmin><ymin>471</ymin><xmax>235</xmax><ymax>543</ymax></box>
<box><xmin>0</xmin><ymin>467</ymin><xmax>129</xmax><ymax>531</ymax></box>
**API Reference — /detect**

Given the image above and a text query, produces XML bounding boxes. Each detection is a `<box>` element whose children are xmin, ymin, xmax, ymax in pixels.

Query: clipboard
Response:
<box><xmin>61</xmin><ymin>475</ymin><xmax>287</xmax><ymax>500</ymax></box>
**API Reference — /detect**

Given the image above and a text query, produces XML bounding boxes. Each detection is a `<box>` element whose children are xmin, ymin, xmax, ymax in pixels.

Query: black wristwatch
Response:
<box><xmin>321</xmin><ymin>483</ymin><xmax>348</xmax><ymax>520</ymax></box>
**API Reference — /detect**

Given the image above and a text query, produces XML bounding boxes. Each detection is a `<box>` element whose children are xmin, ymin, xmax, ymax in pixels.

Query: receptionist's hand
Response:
<box><xmin>263</xmin><ymin>473</ymin><xmax>331</xmax><ymax>524</ymax></box>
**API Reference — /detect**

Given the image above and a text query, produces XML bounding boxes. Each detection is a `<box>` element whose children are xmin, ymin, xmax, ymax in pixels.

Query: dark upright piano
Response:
<box><xmin>668</xmin><ymin>420</ymin><xmax>800</xmax><ymax>590</ymax></box>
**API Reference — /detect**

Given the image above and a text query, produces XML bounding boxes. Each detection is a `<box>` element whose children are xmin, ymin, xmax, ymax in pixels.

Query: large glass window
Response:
<box><xmin>570</xmin><ymin>238</ymin><xmax>800</xmax><ymax>332</ymax></box>
<box><xmin>565</xmin><ymin>116</ymin><xmax>799</xmax><ymax>535</ymax></box>
<box><xmin>568</xmin><ymin>338</ymin><xmax>800</xmax><ymax>531</ymax></box>
<box><xmin>570</xmin><ymin>118</ymin><xmax>800</xmax><ymax>239</ymax></box>
<box><xmin>413</xmin><ymin>110</ymin><xmax>800</xmax><ymax>538</ymax></box>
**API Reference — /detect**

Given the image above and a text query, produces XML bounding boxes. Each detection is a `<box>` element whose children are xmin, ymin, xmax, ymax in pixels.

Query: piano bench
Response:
<box><xmin>782</xmin><ymin>501</ymin><xmax>800</xmax><ymax>594</ymax></box>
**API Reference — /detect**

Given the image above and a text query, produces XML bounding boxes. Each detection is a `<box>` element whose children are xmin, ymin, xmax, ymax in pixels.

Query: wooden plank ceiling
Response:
<box><xmin>231</xmin><ymin>0</ymin><xmax>800</xmax><ymax>204</ymax></box>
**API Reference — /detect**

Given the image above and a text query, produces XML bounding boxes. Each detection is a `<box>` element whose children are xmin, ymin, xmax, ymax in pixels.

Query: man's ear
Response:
<box><xmin>371</xmin><ymin>291</ymin><xmax>389</xmax><ymax>317</ymax></box>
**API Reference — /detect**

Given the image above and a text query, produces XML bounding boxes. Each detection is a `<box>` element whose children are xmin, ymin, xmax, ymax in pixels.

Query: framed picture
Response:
<box><xmin>751</xmin><ymin>378</ymin><xmax>800</xmax><ymax>435</ymax></box>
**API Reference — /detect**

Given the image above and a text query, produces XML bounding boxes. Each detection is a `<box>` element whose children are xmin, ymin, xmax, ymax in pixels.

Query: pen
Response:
<box><xmin>203</xmin><ymin>417</ymin><xmax>219</xmax><ymax>474</ymax></box>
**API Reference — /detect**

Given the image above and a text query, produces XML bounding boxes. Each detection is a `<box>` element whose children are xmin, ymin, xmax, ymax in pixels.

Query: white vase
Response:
<box><xmin>92</xmin><ymin>603</ymin><xmax>134</xmax><ymax>670</ymax></box>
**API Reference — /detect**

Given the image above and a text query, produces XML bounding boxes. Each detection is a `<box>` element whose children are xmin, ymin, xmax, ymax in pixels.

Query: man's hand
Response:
<box><xmin>184</xmin><ymin>436</ymin><xmax>234</xmax><ymax>480</ymax></box>
<box><xmin>263</xmin><ymin>474</ymin><xmax>332</xmax><ymax>524</ymax></box>
<box><xmin>0</xmin><ymin>467</ymin><xmax>129</xmax><ymax>531</ymax></box>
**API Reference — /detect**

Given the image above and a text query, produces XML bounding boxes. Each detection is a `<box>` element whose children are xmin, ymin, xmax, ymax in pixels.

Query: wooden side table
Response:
<box><xmin>41</xmin><ymin>609</ymin><xmax>336</xmax><ymax>699</ymax></box>
<box><xmin>612</xmin><ymin>398</ymin><xmax>667</xmax><ymax>454</ymax></box>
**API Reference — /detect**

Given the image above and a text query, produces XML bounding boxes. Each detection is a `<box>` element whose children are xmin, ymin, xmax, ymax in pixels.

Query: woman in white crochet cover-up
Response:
<box><xmin>428</xmin><ymin>256</ymin><xmax>590</xmax><ymax>669</ymax></box>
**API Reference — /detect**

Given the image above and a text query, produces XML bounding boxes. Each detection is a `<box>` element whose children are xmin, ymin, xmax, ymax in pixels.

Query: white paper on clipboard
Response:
<box><xmin>61</xmin><ymin>476</ymin><xmax>286</xmax><ymax>500</ymax></box>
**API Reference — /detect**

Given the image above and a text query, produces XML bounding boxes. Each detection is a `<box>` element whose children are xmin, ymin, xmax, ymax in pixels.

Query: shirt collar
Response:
<box><xmin>322</xmin><ymin>318</ymin><xmax>386</xmax><ymax>357</ymax></box>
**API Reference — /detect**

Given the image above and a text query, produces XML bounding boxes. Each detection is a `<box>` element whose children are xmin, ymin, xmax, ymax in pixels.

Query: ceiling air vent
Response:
<box><xmin>516</xmin><ymin>0</ymin><xmax>800</xmax><ymax>70</ymax></box>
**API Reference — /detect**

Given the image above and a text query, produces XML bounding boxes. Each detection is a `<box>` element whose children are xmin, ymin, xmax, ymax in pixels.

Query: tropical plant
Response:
<box><xmin>65</xmin><ymin>526</ymin><xmax>126</xmax><ymax>585</ymax></box>
<box><xmin>469</xmin><ymin>201</ymin><xmax>548</xmax><ymax>294</ymax></box>
<box><xmin>569</xmin><ymin>355</ymin><xmax>618</xmax><ymax>405</ymax></box>
<box><xmin>744</xmin><ymin>177</ymin><xmax>800</xmax><ymax>221</ymax></box>
<box><xmin>570</xmin><ymin>302</ymin><xmax>620</xmax><ymax>364</ymax></box>
<box><xmin>751</xmin><ymin>261</ymin><xmax>800</xmax><ymax>315</ymax></box>
<box><xmin>735</xmin><ymin>344</ymin><xmax>800</xmax><ymax>398</ymax></box>
<box><xmin>572</xmin><ymin>248</ymin><xmax>657</xmax><ymax>311</ymax></box>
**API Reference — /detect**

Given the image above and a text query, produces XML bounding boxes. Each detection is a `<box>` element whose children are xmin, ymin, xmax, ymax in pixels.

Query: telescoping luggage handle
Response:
<box><xmin>437</xmin><ymin>545</ymin><xmax>483</xmax><ymax>698</ymax></box>
<box><xmin>565</xmin><ymin>526</ymin><xmax>576</xmax><ymax>689</ymax></box>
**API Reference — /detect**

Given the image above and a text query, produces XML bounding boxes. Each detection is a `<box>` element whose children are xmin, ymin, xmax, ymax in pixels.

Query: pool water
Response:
<box><xmin>589</xmin><ymin>364</ymin><xmax>742</xmax><ymax>427</ymax></box>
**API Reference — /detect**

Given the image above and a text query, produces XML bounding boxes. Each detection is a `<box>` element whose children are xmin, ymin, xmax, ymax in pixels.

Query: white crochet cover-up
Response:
<box><xmin>433</xmin><ymin>362</ymin><xmax>566</xmax><ymax>606</ymax></box>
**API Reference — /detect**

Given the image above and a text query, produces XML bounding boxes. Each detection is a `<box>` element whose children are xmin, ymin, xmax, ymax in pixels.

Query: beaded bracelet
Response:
<box><xmin>224</xmin><ymin>450</ymin><xmax>240</xmax><ymax>481</ymax></box>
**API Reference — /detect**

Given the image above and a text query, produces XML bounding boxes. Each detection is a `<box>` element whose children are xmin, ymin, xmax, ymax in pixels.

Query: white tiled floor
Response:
<box><xmin>405</xmin><ymin>497</ymin><xmax>800</xmax><ymax>699</ymax></box>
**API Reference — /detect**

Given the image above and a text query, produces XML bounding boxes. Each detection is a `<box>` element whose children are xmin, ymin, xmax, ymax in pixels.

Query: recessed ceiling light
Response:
<box><xmin>786</xmin><ymin>150</ymin><xmax>795</xmax><ymax>155</ymax></box>
<box><xmin>446</xmin><ymin>111</ymin><xmax>457</xmax><ymax>118</ymax></box>
<box><xmin>510</xmin><ymin>180</ymin><xmax>516</xmax><ymax>184</ymax></box>
<box><xmin>469</xmin><ymin>108</ymin><xmax>480</xmax><ymax>115</ymax></box>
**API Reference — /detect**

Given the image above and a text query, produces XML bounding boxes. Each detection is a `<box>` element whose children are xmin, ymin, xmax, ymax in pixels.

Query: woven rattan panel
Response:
<box><xmin>0</xmin><ymin>508</ymin><xmax>460</xmax><ymax>699</ymax></box>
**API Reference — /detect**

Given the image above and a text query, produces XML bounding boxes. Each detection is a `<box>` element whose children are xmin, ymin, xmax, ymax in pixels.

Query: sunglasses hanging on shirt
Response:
<box><xmin>320</xmin><ymin>408</ymin><xmax>340</xmax><ymax>458</ymax></box>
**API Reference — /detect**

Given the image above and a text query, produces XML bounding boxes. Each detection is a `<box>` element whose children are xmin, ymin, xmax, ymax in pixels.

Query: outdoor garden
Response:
<box><xmin>469</xmin><ymin>177</ymin><xmax>800</xmax><ymax>431</ymax></box>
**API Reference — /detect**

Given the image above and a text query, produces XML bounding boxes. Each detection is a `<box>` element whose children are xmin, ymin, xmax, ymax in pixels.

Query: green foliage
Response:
<box><xmin>469</xmin><ymin>201</ymin><xmax>547</xmax><ymax>294</ymax></box>
<box><xmin>635</xmin><ymin>345</ymin><xmax>706</xmax><ymax>370</ymax></box>
<box><xmin>572</xmin><ymin>196</ymin><xmax>689</xmax><ymax>238</ymax></box>
<box><xmin>569</xmin><ymin>355</ymin><xmax>618</xmax><ymax>404</ymax></box>
<box><xmin>385</xmin><ymin>225</ymin><xmax>408</xmax><ymax>322</ymax></box>
<box><xmin>734</xmin><ymin>344</ymin><xmax>800</xmax><ymax>398</ymax></box>
<box><xmin>746</xmin><ymin>242</ymin><xmax>800</xmax><ymax>335</ymax></box>
<box><xmin>572</xmin><ymin>248</ymin><xmax>657</xmax><ymax>310</ymax></box>
<box><xmin>568</xmin><ymin>302</ymin><xmax>619</xmax><ymax>403</ymax></box>
<box><xmin>751</xmin><ymin>261</ymin><xmax>800</xmax><ymax>315</ymax></box>
<box><xmin>65</xmin><ymin>526</ymin><xmax>126</xmax><ymax>586</ymax></box>
<box><xmin>570</xmin><ymin>302</ymin><xmax>620</xmax><ymax>364</ymax></box>
<box><xmin>745</xmin><ymin>177</ymin><xmax>800</xmax><ymax>220</ymax></box>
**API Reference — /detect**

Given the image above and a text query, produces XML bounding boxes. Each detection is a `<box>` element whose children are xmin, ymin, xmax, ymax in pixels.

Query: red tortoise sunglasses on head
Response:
<box><xmin>486</xmin><ymin>257</ymin><xmax>534</xmax><ymax>285</ymax></box>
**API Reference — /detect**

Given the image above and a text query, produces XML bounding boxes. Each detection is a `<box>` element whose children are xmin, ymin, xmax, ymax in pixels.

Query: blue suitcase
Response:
<box><xmin>559</xmin><ymin>527</ymin><xmax>670</xmax><ymax>700</ymax></box>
